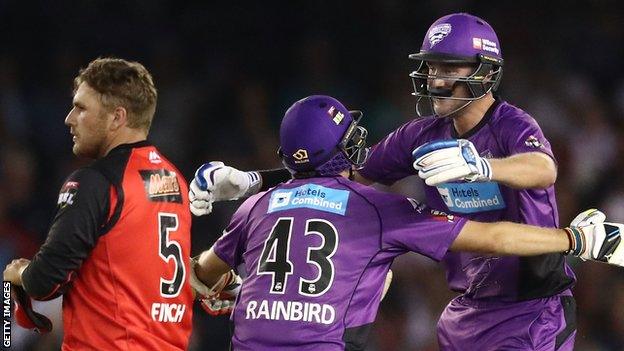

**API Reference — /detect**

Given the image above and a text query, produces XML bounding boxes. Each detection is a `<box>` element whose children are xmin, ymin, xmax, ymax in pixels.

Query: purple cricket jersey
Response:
<box><xmin>213</xmin><ymin>176</ymin><xmax>466</xmax><ymax>350</ymax></box>
<box><xmin>360</xmin><ymin>99</ymin><xmax>577</xmax><ymax>301</ymax></box>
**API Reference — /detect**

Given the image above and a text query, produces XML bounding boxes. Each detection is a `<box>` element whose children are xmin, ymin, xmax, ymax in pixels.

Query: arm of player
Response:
<box><xmin>451</xmin><ymin>221</ymin><xmax>569</xmax><ymax>255</ymax></box>
<box><xmin>413</xmin><ymin>139</ymin><xmax>556</xmax><ymax>189</ymax></box>
<box><xmin>190</xmin><ymin>248</ymin><xmax>242</xmax><ymax>316</ymax></box>
<box><xmin>488</xmin><ymin>152</ymin><xmax>556</xmax><ymax>189</ymax></box>
<box><xmin>4</xmin><ymin>260</ymin><xmax>54</xmax><ymax>334</ymax></box>
<box><xmin>20</xmin><ymin>168</ymin><xmax>110</xmax><ymax>300</ymax></box>
<box><xmin>193</xmin><ymin>248</ymin><xmax>232</xmax><ymax>288</ymax></box>
<box><xmin>189</xmin><ymin>162</ymin><xmax>290</xmax><ymax>216</ymax></box>
<box><xmin>3</xmin><ymin>258</ymin><xmax>29</xmax><ymax>286</ymax></box>
<box><xmin>452</xmin><ymin>214</ymin><xmax>624</xmax><ymax>267</ymax></box>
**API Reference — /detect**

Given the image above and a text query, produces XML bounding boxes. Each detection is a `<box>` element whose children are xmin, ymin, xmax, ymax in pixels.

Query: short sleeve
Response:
<box><xmin>359</xmin><ymin>121</ymin><xmax>419</xmax><ymax>185</ymax></box>
<box><xmin>501</xmin><ymin>114</ymin><xmax>555</xmax><ymax>160</ymax></box>
<box><xmin>212</xmin><ymin>194</ymin><xmax>262</xmax><ymax>268</ymax></box>
<box><xmin>378</xmin><ymin>194</ymin><xmax>467</xmax><ymax>261</ymax></box>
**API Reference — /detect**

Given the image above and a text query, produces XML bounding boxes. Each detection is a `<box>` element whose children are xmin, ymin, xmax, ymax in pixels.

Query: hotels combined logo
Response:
<box><xmin>268</xmin><ymin>184</ymin><xmax>350</xmax><ymax>216</ymax></box>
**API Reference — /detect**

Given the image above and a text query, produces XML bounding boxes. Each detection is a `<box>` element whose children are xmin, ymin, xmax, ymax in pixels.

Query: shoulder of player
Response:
<box><xmin>233</xmin><ymin>190</ymin><xmax>270</xmax><ymax>221</ymax></box>
<box><xmin>56</xmin><ymin>167</ymin><xmax>111</xmax><ymax>210</ymax></box>
<box><xmin>334</xmin><ymin>177</ymin><xmax>409</xmax><ymax>207</ymax></box>
<box><xmin>396</xmin><ymin>115</ymin><xmax>442</xmax><ymax>135</ymax></box>
<box><xmin>145</xmin><ymin>147</ymin><xmax>189</xmax><ymax>186</ymax></box>
<box><xmin>62</xmin><ymin>167</ymin><xmax>111</xmax><ymax>190</ymax></box>
<box><xmin>489</xmin><ymin>100</ymin><xmax>541</xmax><ymax>129</ymax></box>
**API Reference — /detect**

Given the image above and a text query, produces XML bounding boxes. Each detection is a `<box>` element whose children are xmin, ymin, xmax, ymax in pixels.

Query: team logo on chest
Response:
<box><xmin>139</xmin><ymin>170</ymin><xmax>182</xmax><ymax>203</ymax></box>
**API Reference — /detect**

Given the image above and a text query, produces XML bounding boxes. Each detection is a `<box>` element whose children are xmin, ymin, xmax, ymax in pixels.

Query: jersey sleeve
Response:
<box><xmin>21</xmin><ymin>168</ymin><xmax>111</xmax><ymax>300</ymax></box>
<box><xmin>212</xmin><ymin>194</ymin><xmax>262</xmax><ymax>268</ymax></box>
<box><xmin>378</xmin><ymin>194</ymin><xmax>467</xmax><ymax>261</ymax></box>
<box><xmin>358</xmin><ymin>121</ymin><xmax>419</xmax><ymax>185</ymax></box>
<box><xmin>500</xmin><ymin>114</ymin><xmax>555</xmax><ymax>160</ymax></box>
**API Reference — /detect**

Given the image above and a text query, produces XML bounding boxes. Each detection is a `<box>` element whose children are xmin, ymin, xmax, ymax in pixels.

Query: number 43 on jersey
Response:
<box><xmin>257</xmin><ymin>217</ymin><xmax>338</xmax><ymax>297</ymax></box>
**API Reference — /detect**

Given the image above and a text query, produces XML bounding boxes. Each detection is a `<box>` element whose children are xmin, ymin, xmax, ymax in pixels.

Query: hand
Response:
<box><xmin>412</xmin><ymin>139</ymin><xmax>492</xmax><ymax>186</ymax></box>
<box><xmin>189</xmin><ymin>161</ymin><xmax>261</xmax><ymax>216</ymax></box>
<box><xmin>189</xmin><ymin>258</ymin><xmax>242</xmax><ymax>316</ymax></box>
<box><xmin>198</xmin><ymin>273</ymin><xmax>241</xmax><ymax>316</ymax></box>
<box><xmin>566</xmin><ymin>221</ymin><xmax>624</xmax><ymax>266</ymax></box>
<box><xmin>3</xmin><ymin>258</ymin><xmax>30</xmax><ymax>285</ymax></box>
<box><xmin>570</xmin><ymin>208</ymin><xmax>606</xmax><ymax>227</ymax></box>
<box><xmin>199</xmin><ymin>297</ymin><xmax>237</xmax><ymax>317</ymax></box>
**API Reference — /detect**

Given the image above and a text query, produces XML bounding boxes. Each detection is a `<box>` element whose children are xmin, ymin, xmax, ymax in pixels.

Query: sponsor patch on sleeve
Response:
<box><xmin>139</xmin><ymin>170</ymin><xmax>182</xmax><ymax>203</ymax></box>
<box><xmin>268</xmin><ymin>184</ymin><xmax>349</xmax><ymax>215</ymax></box>
<box><xmin>524</xmin><ymin>135</ymin><xmax>543</xmax><ymax>148</ymax></box>
<box><xmin>429</xmin><ymin>208</ymin><xmax>455</xmax><ymax>222</ymax></box>
<box><xmin>58</xmin><ymin>181</ymin><xmax>79</xmax><ymax>208</ymax></box>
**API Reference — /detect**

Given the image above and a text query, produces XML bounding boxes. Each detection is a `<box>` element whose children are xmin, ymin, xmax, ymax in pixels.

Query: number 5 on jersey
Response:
<box><xmin>158</xmin><ymin>213</ymin><xmax>185</xmax><ymax>298</ymax></box>
<box><xmin>257</xmin><ymin>217</ymin><xmax>338</xmax><ymax>297</ymax></box>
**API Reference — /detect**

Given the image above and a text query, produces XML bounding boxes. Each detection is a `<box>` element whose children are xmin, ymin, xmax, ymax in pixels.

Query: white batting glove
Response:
<box><xmin>570</xmin><ymin>208</ymin><xmax>606</xmax><ymax>227</ymax></box>
<box><xmin>412</xmin><ymin>139</ymin><xmax>492</xmax><ymax>186</ymax></box>
<box><xmin>566</xmin><ymin>219</ymin><xmax>624</xmax><ymax>266</ymax></box>
<box><xmin>189</xmin><ymin>161</ymin><xmax>261</xmax><ymax>216</ymax></box>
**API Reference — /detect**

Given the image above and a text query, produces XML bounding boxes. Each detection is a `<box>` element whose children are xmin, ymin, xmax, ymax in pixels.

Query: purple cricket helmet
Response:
<box><xmin>408</xmin><ymin>13</ymin><xmax>504</xmax><ymax>116</ymax></box>
<box><xmin>279</xmin><ymin>95</ymin><xmax>369</xmax><ymax>177</ymax></box>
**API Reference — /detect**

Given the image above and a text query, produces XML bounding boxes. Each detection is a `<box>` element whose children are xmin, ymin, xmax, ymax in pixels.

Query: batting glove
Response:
<box><xmin>566</xmin><ymin>212</ymin><xmax>624</xmax><ymax>266</ymax></box>
<box><xmin>570</xmin><ymin>208</ymin><xmax>606</xmax><ymax>227</ymax></box>
<box><xmin>189</xmin><ymin>161</ymin><xmax>261</xmax><ymax>216</ymax></box>
<box><xmin>412</xmin><ymin>139</ymin><xmax>492</xmax><ymax>186</ymax></box>
<box><xmin>13</xmin><ymin>286</ymin><xmax>53</xmax><ymax>333</ymax></box>
<box><xmin>189</xmin><ymin>258</ymin><xmax>242</xmax><ymax>316</ymax></box>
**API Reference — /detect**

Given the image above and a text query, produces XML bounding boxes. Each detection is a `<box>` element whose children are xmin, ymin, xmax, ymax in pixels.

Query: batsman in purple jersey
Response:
<box><xmin>355</xmin><ymin>13</ymin><xmax>576</xmax><ymax>350</ymax></box>
<box><xmin>185</xmin><ymin>95</ymin><xmax>624</xmax><ymax>350</ymax></box>
<box><xmin>212</xmin><ymin>176</ymin><xmax>465</xmax><ymax>350</ymax></box>
<box><xmin>361</xmin><ymin>99</ymin><xmax>573</xmax><ymax>299</ymax></box>
<box><xmin>360</xmin><ymin>99</ymin><xmax>576</xmax><ymax>349</ymax></box>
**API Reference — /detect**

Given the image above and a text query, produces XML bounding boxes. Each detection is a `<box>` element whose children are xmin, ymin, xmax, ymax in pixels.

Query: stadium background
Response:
<box><xmin>2</xmin><ymin>1</ymin><xmax>624</xmax><ymax>350</ymax></box>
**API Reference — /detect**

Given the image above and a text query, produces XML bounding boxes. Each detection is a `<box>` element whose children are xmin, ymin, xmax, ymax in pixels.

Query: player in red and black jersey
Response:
<box><xmin>3</xmin><ymin>58</ymin><xmax>193</xmax><ymax>350</ymax></box>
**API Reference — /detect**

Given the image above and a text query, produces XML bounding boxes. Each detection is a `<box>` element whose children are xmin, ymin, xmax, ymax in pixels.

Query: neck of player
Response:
<box><xmin>451</xmin><ymin>93</ymin><xmax>495</xmax><ymax>136</ymax></box>
<box><xmin>100</xmin><ymin>128</ymin><xmax>148</xmax><ymax>158</ymax></box>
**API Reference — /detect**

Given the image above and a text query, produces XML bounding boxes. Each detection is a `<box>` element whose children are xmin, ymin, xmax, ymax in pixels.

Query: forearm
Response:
<box><xmin>258</xmin><ymin>168</ymin><xmax>291</xmax><ymax>192</ymax></box>
<box><xmin>489</xmin><ymin>152</ymin><xmax>557</xmax><ymax>189</ymax></box>
<box><xmin>22</xmin><ymin>246</ymin><xmax>85</xmax><ymax>300</ymax></box>
<box><xmin>454</xmin><ymin>221</ymin><xmax>570</xmax><ymax>256</ymax></box>
<box><xmin>195</xmin><ymin>248</ymin><xmax>232</xmax><ymax>287</ymax></box>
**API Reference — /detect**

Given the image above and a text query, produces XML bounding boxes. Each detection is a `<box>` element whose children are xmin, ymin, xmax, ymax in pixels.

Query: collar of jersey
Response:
<box><xmin>107</xmin><ymin>140</ymin><xmax>152</xmax><ymax>155</ymax></box>
<box><xmin>450</xmin><ymin>97</ymin><xmax>502</xmax><ymax>139</ymax></box>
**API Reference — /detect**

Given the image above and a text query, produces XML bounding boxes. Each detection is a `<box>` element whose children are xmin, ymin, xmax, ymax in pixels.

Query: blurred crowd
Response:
<box><xmin>2</xmin><ymin>1</ymin><xmax>624</xmax><ymax>350</ymax></box>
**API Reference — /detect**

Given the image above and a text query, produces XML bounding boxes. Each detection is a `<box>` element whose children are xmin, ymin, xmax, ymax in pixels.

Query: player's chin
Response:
<box><xmin>434</xmin><ymin>101</ymin><xmax>461</xmax><ymax>117</ymax></box>
<box><xmin>433</xmin><ymin>102</ymin><xmax>451</xmax><ymax>116</ymax></box>
<box><xmin>72</xmin><ymin>143</ymin><xmax>96</xmax><ymax>159</ymax></box>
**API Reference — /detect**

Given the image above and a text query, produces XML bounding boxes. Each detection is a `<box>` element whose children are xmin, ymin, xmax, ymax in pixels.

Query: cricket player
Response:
<box><xmin>189</xmin><ymin>95</ymin><xmax>624</xmax><ymax>351</ymax></box>
<box><xmin>188</xmin><ymin>13</ymin><xmax>585</xmax><ymax>350</ymax></box>
<box><xmin>3</xmin><ymin>58</ymin><xmax>193</xmax><ymax>350</ymax></box>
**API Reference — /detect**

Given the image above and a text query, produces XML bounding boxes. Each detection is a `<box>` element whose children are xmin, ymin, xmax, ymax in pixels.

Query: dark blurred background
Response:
<box><xmin>2</xmin><ymin>0</ymin><xmax>624</xmax><ymax>350</ymax></box>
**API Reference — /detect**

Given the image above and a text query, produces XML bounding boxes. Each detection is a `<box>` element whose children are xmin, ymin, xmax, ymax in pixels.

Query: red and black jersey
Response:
<box><xmin>21</xmin><ymin>141</ymin><xmax>193</xmax><ymax>350</ymax></box>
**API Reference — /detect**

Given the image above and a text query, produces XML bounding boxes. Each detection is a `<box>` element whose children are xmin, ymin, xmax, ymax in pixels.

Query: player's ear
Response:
<box><xmin>110</xmin><ymin>106</ymin><xmax>128</xmax><ymax>130</ymax></box>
